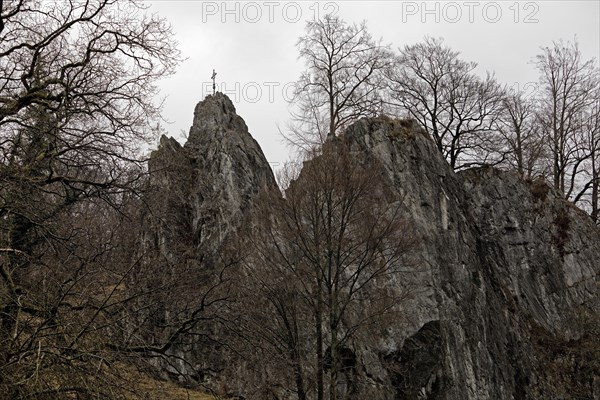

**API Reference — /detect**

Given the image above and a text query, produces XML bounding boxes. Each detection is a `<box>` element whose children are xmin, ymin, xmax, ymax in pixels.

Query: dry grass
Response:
<box><xmin>119</xmin><ymin>364</ymin><xmax>224</xmax><ymax>400</ymax></box>
<box><xmin>133</xmin><ymin>378</ymin><xmax>220</xmax><ymax>400</ymax></box>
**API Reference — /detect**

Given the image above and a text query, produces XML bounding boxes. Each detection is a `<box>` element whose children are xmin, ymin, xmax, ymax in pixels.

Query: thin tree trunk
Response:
<box><xmin>592</xmin><ymin>153</ymin><xmax>599</xmax><ymax>222</ymax></box>
<box><xmin>329</xmin><ymin>333</ymin><xmax>338</xmax><ymax>400</ymax></box>
<box><xmin>316</xmin><ymin>295</ymin><xmax>324</xmax><ymax>400</ymax></box>
<box><xmin>291</xmin><ymin>348</ymin><xmax>307</xmax><ymax>400</ymax></box>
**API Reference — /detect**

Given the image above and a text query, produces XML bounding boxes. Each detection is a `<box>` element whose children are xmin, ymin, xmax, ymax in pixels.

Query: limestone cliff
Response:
<box><xmin>146</xmin><ymin>92</ymin><xmax>277</xmax><ymax>258</ymax></box>
<box><xmin>138</xmin><ymin>93</ymin><xmax>277</xmax><ymax>383</ymax></box>
<box><xmin>344</xmin><ymin>117</ymin><xmax>599</xmax><ymax>399</ymax></box>
<box><xmin>141</xmin><ymin>95</ymin><xmax>599</xmax><ymax>399</ymax></box>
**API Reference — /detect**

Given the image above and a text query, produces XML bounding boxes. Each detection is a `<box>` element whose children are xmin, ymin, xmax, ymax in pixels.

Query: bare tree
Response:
<box><xmin>387</xmin><ymin>37</ymin><xmax>504</xmax><ymax>169</ymax></box>
<box><xmin>587</xmin><ymin>91</ymin><xmax>600</xmax><ymax>220</ymax></box>
<box><xmin>493</xmin><ymin>89</ymin><xmax>548</xmax><ymax>179</ymax></box>
<box><xmin>567</xmin><ymin>85</ymin><xmax>600</xmax><ymax>222</ymax></box>
<box><xmin>285</xmin><ymin>14</ymin><xmax>393</xmax><ymax>153</ymax></box>
<box><xmin>241</xmin><ymin>142</ymin><xmax>417</xmax><ymax>400</ymax></box>
<box><xmin>534</xmin><ymin>39</ymin><xmax>600</xmax><ymax>199</ymax></box>
<box><xmin>0</xmin><ymin>1</ymin><xmax>191</xmax><ymax>397</ymax></box>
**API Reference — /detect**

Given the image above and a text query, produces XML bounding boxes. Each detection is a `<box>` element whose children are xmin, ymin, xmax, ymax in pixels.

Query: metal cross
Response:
<box><xmin>211</xmin><ymin>69</ymin><xmax>217</xmax><ymax>95</ymax></box>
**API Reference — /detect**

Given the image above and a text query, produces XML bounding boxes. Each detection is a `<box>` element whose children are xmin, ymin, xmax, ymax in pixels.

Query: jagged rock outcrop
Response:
<box><xmin>138</xmin><ymin>93</ymin><xmax>277</xmax><ymax>384</ymax></box>
<box><xmin>146</xmin><ymin>92</ymin><xmax>277</xmax><ymax>258</ymax></box>
<box><xmin>344</xmin><ymin>117</ymin><xmax>600</xmax><ymax>400</ymax></box>
<box><xmin>140</xmin><ymin>95</ymin><xmax>598</xmax><ymax>399</ymax></box>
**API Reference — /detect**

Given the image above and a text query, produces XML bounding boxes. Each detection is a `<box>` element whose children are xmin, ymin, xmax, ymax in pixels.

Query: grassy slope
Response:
<box><xmin>134</xmin><ymin>378</ymin><xmax>220</xmax><ymax>400</ymax></box>
<box><xmin>121</xmin><ymin>364</ymin><xmax>223</xmax><ymax>400</ymax></box>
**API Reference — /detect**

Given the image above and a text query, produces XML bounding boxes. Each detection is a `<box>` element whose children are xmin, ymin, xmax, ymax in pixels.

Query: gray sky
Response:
<box><xmin>148</xmin><ymin>1</ymin><xmax>600</xmax><ymax>168</ymax></box>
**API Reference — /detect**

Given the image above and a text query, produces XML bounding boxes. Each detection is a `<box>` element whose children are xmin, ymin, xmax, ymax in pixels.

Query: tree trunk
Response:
<box><xmin>592</xmin><ymin>153</ymin><xmax>599</xmax><ymax>223</ymax></box>
<box><xmin>316</xmin><ymin>296</ymin><xmax>324</xmax><ymax>400</ymax></box>
<box><xmin>0</xmin><ymin>213</ymin><xmax>31</xmax><ymax>382</ymax></box>
<box><xmin>329</xmin><ymin>101</ymin><xmax>336</xmax><ymax>140</ymax></box>
<box><xmin>329</xmin><ymin>335</ymin><xmax>338</xmax><ymax>400</ymax></box>
<box><xmin>291</xmin><ymin>348</ymin><xmax>307</xmax><ymax>400</ymax></box>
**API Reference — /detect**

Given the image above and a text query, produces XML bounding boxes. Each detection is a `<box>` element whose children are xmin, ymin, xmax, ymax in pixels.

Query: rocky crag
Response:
<box><xmin>138</xmin><ymin>93</ymin><xmax>277</xmax><ymax>385</ymax></box>
<box><xmin>143</xmin><ymin>94</ymin><xmax>599</xmax><ymax>399</ymax></box>
<box><xmin>145</xmin><ymin>92</ymin><xmax>277</xmax><ymax>258</ymax></box>
<box><xmin>344</xmin><ymin>117</ymin><xmax>599</xmax><ymax>399</ymax></box>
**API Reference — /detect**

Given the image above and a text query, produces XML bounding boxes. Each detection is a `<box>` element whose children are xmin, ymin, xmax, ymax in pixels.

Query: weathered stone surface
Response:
<box><xmin>139</xmin><ymin>93</ymin><xmax>277</xmax><ymax>385</ymax></box>
<box><xmin>344</xmin><ymin>116</ymin><xmax>600</xmax><ymax>400</ymax></box>
<box><xmin>147</xmin><ymin>92</ymin><xmax>277</xmax><ymax>256</ymax></box>
<box><xmin>141</xmin><ymin>96</ymin><xmax>599</xmax><ymax>399</ymax></box>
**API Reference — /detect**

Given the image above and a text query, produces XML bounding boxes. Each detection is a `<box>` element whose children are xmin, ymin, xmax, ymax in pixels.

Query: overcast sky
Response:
<box><xmin>148</xmin><ymin>0</ymin><xmax>600</xmax><ymax>168</ymax></box>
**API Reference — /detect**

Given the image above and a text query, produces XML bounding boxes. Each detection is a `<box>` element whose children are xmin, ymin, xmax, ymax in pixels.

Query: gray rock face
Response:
<box><xmin>139</xmin><ymin>93</ymin><xmax>277</xmax><ymax>383</ymax></box>
<box><xmin>344</xmin><ymin>117</ymin><xmax>600</xmax><ymax>400</ymax></box>
<box><xmin>146</xmin><ymin>92</ymin><xmax>277</xmax><ymax>257</ymax></box>
<box><xmin>141</xmin><ymin>97</ymin><xmax>598</xmax><ymax>399</ymax></box>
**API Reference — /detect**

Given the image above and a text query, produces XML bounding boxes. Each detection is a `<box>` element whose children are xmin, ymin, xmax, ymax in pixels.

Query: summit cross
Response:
<box><xmin>211</xmin><ymin>69</ymin><xmax>217</xmax><ymax>95</ymax></box>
